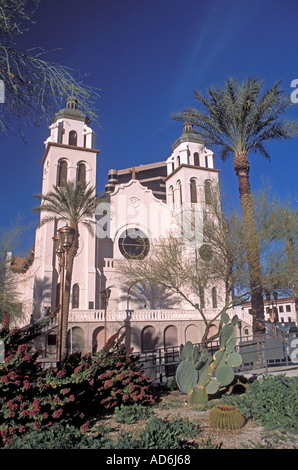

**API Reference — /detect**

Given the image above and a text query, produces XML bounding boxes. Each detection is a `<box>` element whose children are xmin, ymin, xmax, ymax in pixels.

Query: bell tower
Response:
<box><xmin>32</xmin><ymin>97</ymin><xmax>100</xmax><ymax>319</ymax></box>
<box><xmin>164</xmin><ymin>123</ymin><xmax>220</xmax><ymax>245</ymax></box>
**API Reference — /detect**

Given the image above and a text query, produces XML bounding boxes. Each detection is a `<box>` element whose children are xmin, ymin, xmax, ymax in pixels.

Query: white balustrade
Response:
<box><xmin>68</xmin><ymin>308</ymin><xmax>223</xmax><ymax>323</ymax></box>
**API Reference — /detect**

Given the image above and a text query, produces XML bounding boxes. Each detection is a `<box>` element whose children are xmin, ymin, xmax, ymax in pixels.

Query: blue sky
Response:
<box><xmin>1</xmin><ymin>0</ymin><xmax>298</xmax><ymax>253</ymax></box>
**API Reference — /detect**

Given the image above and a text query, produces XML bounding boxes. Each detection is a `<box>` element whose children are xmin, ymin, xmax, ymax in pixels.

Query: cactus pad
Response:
<box><xmin>227</xmin><ymin>352</ymin><xmax>242</xmax><ymax>367</ymax></box>
<box><xmin>215</xmin><ymin>363</ymin><xmax>234</xmax><ymax>386</ymax></box>
<box><xmin>176</xmin><ymin>360</ymin><xmax>197</xmax><ymax>394</ymax></box>
<box><xmin>187</xmin><ymin>386</ymin><xmax>208</xmax><ymax>405</ymax></box>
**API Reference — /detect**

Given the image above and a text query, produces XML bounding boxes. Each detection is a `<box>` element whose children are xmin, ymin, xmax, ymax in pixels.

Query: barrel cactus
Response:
<box><xmin>209</xmin><ymin>404</ymin><xmax>246</xmax><ymax>430</ymax></box>
<box><xmin>175</xmin><ymin>313</ymin><xmax>243</xmax><ymax>405</ymax></box>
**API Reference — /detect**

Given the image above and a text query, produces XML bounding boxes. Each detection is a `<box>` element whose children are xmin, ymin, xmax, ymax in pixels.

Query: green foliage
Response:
<box><xmin>176</xmin><ymin>360</ymin><xmax>198</xmax><ymax>394</ymax></box>
<box><xmin>136</xmin><ymin>416</ymin><xmax>200</xmax><ymax>449</ymax></box>
<box><xmin>6</xmin><ymin>417</ymin><xmax>211</xmax><ymax>450</ymax></box>
<box><xmin>5</xmin><ymin>422</ymin><xmax>109</xmax><ymax>449</ymax></box>
<box><xmin>114</xmin><ymin>403</ymin><xmax>153</xmax><ymax>424</ymax></box>
<box><xmin>220</xmin><ymin>374</ymin><xmax>298</xmax><ymax>434</ymax></box>
<box><xmin>175</xmin><ymin>314</ymin><xmax>242</xmax><ymax>404</ymax></box>
<box><xmin>0</xmin><ymin>324</ymin><xmax>156</xmax><ymax>447</ymax></box>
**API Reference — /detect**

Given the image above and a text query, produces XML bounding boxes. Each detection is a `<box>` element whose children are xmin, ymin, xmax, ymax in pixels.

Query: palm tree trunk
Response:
<box><xmin>61</xmin><ymin>229</ymin><xmax>79</xmax><ymax>361</ymax></box>
<box><xmin>234</xmin><ymin>153</ymin><xmax>265</xmax><ymax>335</ymax></box>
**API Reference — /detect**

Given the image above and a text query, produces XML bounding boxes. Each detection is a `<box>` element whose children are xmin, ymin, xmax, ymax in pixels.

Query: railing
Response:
<box><xmin>38</xmin><ymin>331</ymin><xmax>298</xmax><ymax>380</ymax></box>
<box><xmin>68</xmin><ymin>308</ymin><xmax>229</xmax><ymax>323</ymax></box>
<box><xmin>135</xmin><ymin>332</ymin><xmax>298</xmax><ymax>383</ymax></box>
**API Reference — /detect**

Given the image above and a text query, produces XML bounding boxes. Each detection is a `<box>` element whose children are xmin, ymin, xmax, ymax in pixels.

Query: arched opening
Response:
<box><xmin>72</xmin><ymin>284</ymin><xmax>80</xmax><ymax>309</ymax></box>
<box><xmin>176</xmin><ymin>155</ymin><xmax>180</xmax><ymax>167</ymax></box>
<box><xmin>207</xmin><ymin>324</ymin><xmax>217</xmax><ymax>340</ymax></box>
<box><xmin>69</xmin><ymin>130</ymin><xmax>78</xmax><ymax>146</ymax></box>
<box><xmin>164</xmin><ymin>325</ymin><xmax>178</xmax><ymax>377</ymax></box>
<box><xmin>190</xmin><ymin>178</ymin><xmax>198</xmax><ymax>203</ymax></box>
<box><xmin>204</xmin><ymin>180</ymin><xmax>212</xmax><ymax>205</ymax></box>
<box><xmin>194</xmin><ymin>152</ymin><xmax>200</xmax><ymax>166</ymax></box>
<box><xmin>57</xmin><ymin>159</ymin><xmax>67</xmax><ymax>187</ymax></box>
<box><xmin>185</xmin><ymin>324</ymin><xmax>199</xmax><ymax>344</ymax></box>
<box><xmin>141</xmin><ymin>325</ymin><xmax>158</xmax><ymax>351</ymax></box>
<box><xmin>212</xmin><ymin>287</ymin><xmax>217</xmax><ymax>309</ymax></box>
<box><xmin>68</xmin><ymin>327</ymin><xmax>84</xmax><ymax>354</ymax></box>
<box><xmin>176</xmin><ymin>180</ymin><xmax>182</xmax><ymax>205</ymax></box>
<box><xmin>164</xmin><ymin>325</ymin><xmax>178</xmax><ymax>348</ymax></box>
<box><xmin>77</xmin><ymin>162</ymin><xmax>86</xmax><ymax>183</ymax></box>
<box><xmin>168</xmin><ymin>185</ymin><xmax>174</xmax><ymax>208</ymax></box>
<box><xmin>92</xmin><ymin>326</ymin><xmax>105</xmax><ymax>353</ymax></box>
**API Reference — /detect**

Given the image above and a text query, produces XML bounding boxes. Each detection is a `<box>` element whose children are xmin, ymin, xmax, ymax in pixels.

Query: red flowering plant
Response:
<box><xmin>0</xmin><ymin>311</ymin><xmax>76</xmax><ymax>446</ymax></box>
<box><xmin>44</xmin><ymin>332</ymin><xmax>156</xmax><ymax>420</ymax></box>
<box><xmin>0</xmin><ymin>322</ymin><xmax>156</xmax><ymax>446</ymax></box>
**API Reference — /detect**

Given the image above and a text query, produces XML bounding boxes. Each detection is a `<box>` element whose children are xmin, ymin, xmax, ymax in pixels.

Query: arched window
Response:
<box><xmin>57</xmin><ymin>159</ymin><xmax>67</xmax><ymax>187</ymax></box>
<box><xmin>204</xmin><ymin>180</ymin><xmax>212</xmax><ymax>205</ymax></box>
<box><xmin>176</xmin><ymin>155</ymin><xmax>180</xmax><ymax>167</ymax></box>
<box><xmin>72</xmin><ymin>284</ymin><xmax>80</xmax><ymax>309</ymax></box>
<box><xmin>194</xmin><ymin>152</ymin><xmax>200</xmax><ymax>166</ymax></box>
<box><xmin>176</xmin><ymin>180</ymin><xmax>182</xmax><ymax>205</ymax></box>
<box><xmin>168</xmin><ymin>185</ymin><xmax>174</xmax><ymax>208</ymax></box>
<box><xmin>77</xmin><ymin>162</ymin><xmax>86</xmax><ymax>183</ymax></box>
<box><xmin>212</xmin><ymin>287</ymin><xmax>217</xmax><ymax>309</ymax></box>
<box><xmin>190</xmin><ymin>178</ymin><xmax>198</xmax><ymax>203</ymax></box>
<box><xmin>69</xmin><ymin>130</ymin><xmax>77</xmax><ymax>146</ymax></box>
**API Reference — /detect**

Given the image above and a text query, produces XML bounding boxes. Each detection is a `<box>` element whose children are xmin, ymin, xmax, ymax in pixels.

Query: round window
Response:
<box><xmin>118</xmin><ymin>228</ymin><xmax>150</xmax><ymax>260</ymax></box>
<box><xmin>199</xmin><ymin>243</ymin><xmax>213</xmax><ymax>261</ymax></box>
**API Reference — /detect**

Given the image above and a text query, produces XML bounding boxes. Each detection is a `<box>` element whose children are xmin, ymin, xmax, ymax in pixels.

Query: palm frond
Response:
<box><xmin>173</xmin><ymin>77</ymin><xmax>298</xmax><ymax>160</ymax></box>
<box><xmin>34</xmin><ymin>180</ymin><xmax>99</xmax><ymax>232</ymax></box>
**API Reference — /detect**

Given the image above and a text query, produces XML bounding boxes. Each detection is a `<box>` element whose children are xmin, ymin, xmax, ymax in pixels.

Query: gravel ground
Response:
<box><xmin>99</xmin><ymin>390</ymin><xmax>297</xmax><ymax>449</ymax></box>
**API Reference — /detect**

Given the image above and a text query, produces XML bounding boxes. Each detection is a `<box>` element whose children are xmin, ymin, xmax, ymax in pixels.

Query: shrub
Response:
<box><xmin>43</xmin><ymin>333</ymin><xmax>156</xmax><ymax>416</ymax></box>
<box><xmin>114</xmin><ymin>403</ymin><xmax>153</xmax><ymax>424</ymax></box>
<box><xmin>0</xmin><ymin>326</ymin><xmax>156</xmax><ymax>447</ymax></box>
<box><xmin>245</xmin><ymin>374</ymin><xmax>298</xmax><ymax>432</ymax></box>
<box><xmin>219</xmin><ymin>374</ymin><xmax>298</xmax><ymax>433</ymax></box>
<box><xmin>137</xmin><ymin>416</ymin><xmax>200</xmax><ymax>449</ymax></box>
<box><xmin>5</xmin><ymin>422</ymin><xmax>110</xmax><ymax>449</ymax></box>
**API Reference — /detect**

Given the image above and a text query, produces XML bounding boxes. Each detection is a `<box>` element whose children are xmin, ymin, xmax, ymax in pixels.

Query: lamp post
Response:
<box><xmin>100</xmin><ymin>287</ymin><xmax>111</xmax><ymax>344</ymax></box>
<box><xmin>53</xmin><ymin>225</ymin><xmax>74</xmax><ymax>363</ymax></box>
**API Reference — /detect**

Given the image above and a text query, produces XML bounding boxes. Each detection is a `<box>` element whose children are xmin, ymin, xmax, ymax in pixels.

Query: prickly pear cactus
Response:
<box><xmin>175</xmin><ymin>313</ymin><xmax>243</xmax><ymax>405</ymax></box>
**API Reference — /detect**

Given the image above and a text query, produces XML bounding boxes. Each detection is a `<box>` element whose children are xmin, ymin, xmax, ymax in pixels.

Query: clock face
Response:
<box><xmin>118</xmin><ymin>228</ymin><xmax>150</xmax><ymax>260</ymax></box>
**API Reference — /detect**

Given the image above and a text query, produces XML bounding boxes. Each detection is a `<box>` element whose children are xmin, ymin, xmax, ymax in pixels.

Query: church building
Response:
<box><xmin>10</xmin><ymin>98</ymin><xmax>253</xmax><ymax>356</ymax></box>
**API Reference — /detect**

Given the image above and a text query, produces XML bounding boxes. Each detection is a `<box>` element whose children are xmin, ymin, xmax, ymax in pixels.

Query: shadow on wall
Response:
<box><xmin>119</xmin><ymin>283</ymin><xmax>178</xmax><ymax>310</ymax></box>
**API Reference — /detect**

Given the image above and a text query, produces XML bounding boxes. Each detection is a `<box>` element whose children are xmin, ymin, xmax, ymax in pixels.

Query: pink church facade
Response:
<box><xmin>11</xmin><ymin>98</ymin><xmax>253</xmax><ymax>356</ymax></box>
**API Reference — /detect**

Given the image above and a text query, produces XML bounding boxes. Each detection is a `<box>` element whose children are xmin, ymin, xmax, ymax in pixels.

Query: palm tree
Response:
<box><xmin>34</xmin><ymin>181</ymin><xmax>100</xmax><ymax>359</ymax></box>
<box><xmin>173</xmin><ymin>77</ymin><xmax>298</xmax><ymax>334</ymax></box>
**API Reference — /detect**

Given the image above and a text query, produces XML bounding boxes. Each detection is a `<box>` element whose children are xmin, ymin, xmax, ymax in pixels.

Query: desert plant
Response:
<box><xmin>5</xmin><ymin>422</ymin><xmax>110</xmax><ymax>449</ymax></box>
<box><xmin>242</xmin><ymin>374</ymin><xmax>298</xmax><ymax>433</ymax></box>
<box><xmin>137</xmin><ymin>416</ymin><xmax>200</xmax><ymax>449</ymax></box>
<box><xmin>175</xmin><ymin>313</ymin><xmax>243</xmax><ymax>404</ymax></box>
<box><xmin>114</xmin><ymin>403</ymin><xmax>153</xmax><ymax>424</ymax></box>
<box><xmin>209</xmin><ymin>404</ymin><xmax>246</xmax><ymax>431</ymax></box>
